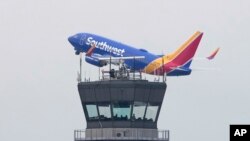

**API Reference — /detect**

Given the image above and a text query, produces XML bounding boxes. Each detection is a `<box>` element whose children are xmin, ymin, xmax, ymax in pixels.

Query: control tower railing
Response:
<box><xmin>74</xmin><ymin>129</ymin><xmax>169</xmax><ymax>141</ymax></box>
<box><xmin>101</xmin><ymin>69</ymin><xmax>142</xmax><ymax>80</ymax></box>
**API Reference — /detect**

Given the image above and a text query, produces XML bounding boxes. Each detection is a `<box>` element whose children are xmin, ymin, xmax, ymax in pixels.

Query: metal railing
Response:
<box><xmin>101</xmin><ymin>69</ymin><xmax>142</xmax><ymax>80</ymax></box>
<box><xmin>74</xmin><ymin>129</ymin><xmax>169</xmax><ymax>141</ymax></box>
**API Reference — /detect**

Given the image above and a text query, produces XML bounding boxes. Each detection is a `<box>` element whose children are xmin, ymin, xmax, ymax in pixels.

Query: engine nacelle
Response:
<box><xmin>85</xmin><ymin>56</ymin><xmax>107</xmax><ymax>67</ymax></box>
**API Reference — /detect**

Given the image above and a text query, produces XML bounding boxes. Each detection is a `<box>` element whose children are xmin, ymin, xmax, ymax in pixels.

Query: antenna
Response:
<box><xmin>98</xmin><ymin>67</ymin><xmax>100</xmax><ymax>80</ymax></box>
<box><xmin>77</xmin><ymin>71</ymin><xmax>81</xmax><ymax>83</ymax></box>
<box><xmin>109</xmin><ymin>53</ymin><xmax>111</xmax><ymax>80</ymax></box>
<box><xmin>162</xmin><ymin>56</ymin><xmax>165</xmax><ymax>82</ymax></box>
<box><xmin>80</xmin><ymin>52</ymin><xmax>82</xmax><ymax>82</ymax></box>
<box><xmin>133</xmin><ymin>56</ymin><xmax>135</xmax><ymax>80</ymax></box>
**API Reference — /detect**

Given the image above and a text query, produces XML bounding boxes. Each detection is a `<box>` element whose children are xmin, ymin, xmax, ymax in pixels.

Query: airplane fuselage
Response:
<box><xmin>69</xmin><ymin>33</ymin><xmax>158</xmax><ymax>71</ymax></box>
<box><xmin>68</xmin><ymin>31</ymin><xmax>204</xmax><ymax>76</ymax></box>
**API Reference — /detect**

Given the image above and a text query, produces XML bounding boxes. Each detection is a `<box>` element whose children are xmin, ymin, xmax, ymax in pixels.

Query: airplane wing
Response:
<box><xmin>94</xmin><ymin>55</ymin><xmax>145</xmax><ymax>66</ymax></box>
<box><xmin>84</xmin><ymin>43</ymin><xmax>145</xmax><ymax>66</ymax></box>
<box><xmin>85</xmin><ymin>43</ymin><xmax>145</xmax><ymax>60</ymax></box>
<box><xmin>97</xmin><ymin>56</ymin><xmax>145</xmax><ymax>61</ymax></box>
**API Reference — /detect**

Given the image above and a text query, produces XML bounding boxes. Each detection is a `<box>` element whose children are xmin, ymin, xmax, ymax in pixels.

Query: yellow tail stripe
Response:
<box><xmin>144</xmin><ymin>31</ymin><xmax>202</xmax><ymax>74</ymax></box>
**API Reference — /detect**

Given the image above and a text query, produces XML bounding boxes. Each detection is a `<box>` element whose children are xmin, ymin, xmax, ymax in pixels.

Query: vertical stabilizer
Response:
<box><xmin>166</xmin><ymin>31</ymin><xmax>203</xmax><ymax>68</ymax></box>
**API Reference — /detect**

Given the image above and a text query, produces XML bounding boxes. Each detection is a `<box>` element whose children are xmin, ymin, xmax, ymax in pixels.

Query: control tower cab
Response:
<box><xmin>74</xmin><ymin>67</ymin><xmax>169</xmax><ymax>141</ymax></box>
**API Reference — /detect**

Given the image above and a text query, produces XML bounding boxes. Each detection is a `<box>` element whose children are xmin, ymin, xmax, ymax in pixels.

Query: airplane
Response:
<box><xmin>68</xmin><ymin>31</ymin><xmax>219</xmax><ymax>76</ymax></box>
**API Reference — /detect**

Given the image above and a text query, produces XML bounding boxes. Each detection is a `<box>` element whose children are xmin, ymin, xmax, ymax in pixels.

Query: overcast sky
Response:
<box><xmin>1</xmin><ymin>0</ymin><xmax>250</xmax><ymax>141</ymax></box>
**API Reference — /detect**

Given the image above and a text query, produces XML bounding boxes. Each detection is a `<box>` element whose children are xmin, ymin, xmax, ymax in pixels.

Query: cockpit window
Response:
<box><xmin>73</xmin><ymin>35</ymin><xmax>78</xmax><ymax>38</ymax></box>
<box><xmin>79</xmin><ymin>34</ymin><xmax>86</xmax><ymax>45</ymax></box>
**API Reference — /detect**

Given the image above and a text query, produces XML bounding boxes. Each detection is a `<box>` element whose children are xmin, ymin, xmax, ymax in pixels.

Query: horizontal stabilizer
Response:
<box><xmin>170</xmin><ymin>67</ymin><xmax>191</xmax><ymax>72</ymax></box>
<box><xmin>207</xmin><ymin>48</ymin><xmax>220</xmax><ymax>60</ymax></box>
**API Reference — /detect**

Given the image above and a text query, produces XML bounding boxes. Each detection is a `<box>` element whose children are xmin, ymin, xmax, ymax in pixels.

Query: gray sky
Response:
<box><xmin>1</xmin><ymin>0</ymin><xmax>250</xmax><ymax>141</ymax></box>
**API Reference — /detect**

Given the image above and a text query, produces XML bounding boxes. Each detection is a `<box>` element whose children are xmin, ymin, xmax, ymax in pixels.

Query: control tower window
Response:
<box><xmin>86</xmin><ymin>104</ymin><xmax>99</xmax><ymax>120</ymax></box>
<box><xmin>113</xmin><ymin>102</ymin><xmax>131</xmax><ymax>120</ymax></box>
<box><xmin>132</xmin><ymin>102</ymin><xmax>146</xmax><ymax>121</ymax></box>
<box><xmin>145</xmin><ymin>103</ymin><xmax>159</xmax><ymax>122</ymax></box>
<box><xmin>98</xmin><ymin>103</ymin><xmax>111</xmax><ymax>120</ymax></box>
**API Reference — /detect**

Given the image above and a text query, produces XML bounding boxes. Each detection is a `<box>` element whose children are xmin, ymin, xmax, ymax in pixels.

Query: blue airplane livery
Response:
<box><xmin>68</xmin><ymin>31</ymin><xmax>219</xmax><ymax>76</ymax></box>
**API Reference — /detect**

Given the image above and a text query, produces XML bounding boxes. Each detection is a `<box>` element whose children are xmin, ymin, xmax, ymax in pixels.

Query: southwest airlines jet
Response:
<box><xmin>68</xmin><ymin>31</ymin><xmax>219</xmax><ymax>76</ymax></box>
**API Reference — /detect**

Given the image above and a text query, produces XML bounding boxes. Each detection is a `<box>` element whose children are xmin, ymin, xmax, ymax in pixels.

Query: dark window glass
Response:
<box><xmin>86</xmin><ymin>104</ymin><xmax>98</xmax><ymax>120</ymax></box>
<box><xmin>98</xmin><ymin>103</ymin><xmax>111</xmax><ymax>120</ymax></box>
<box><xmin>113</xmin><ymin>102</ymin><xmax>131</xmax><ymax>120</ymax></box>
<box><xmin>145</xmin><ymin>103</ymin><xmax>159</xmax><ymax>122</ymax></box>
<box><xmin>132</xmin><ymin>102</ymin><xmax>146</xmax><ymax>121</ymax></box>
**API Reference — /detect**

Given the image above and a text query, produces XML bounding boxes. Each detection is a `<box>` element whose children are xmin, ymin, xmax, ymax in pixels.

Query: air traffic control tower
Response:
<box><xmin>74</xmin><ymin>67</ymin><xmax>169</xmax><ymax>141</ymax></box>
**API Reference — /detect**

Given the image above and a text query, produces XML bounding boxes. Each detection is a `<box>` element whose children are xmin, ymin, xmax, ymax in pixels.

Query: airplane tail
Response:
<box><xmin>166</xmin><ymin>31</ymin><xmax>203</xmax><ymax>68</ymax></box>
<box><xmin>144</xmin><ymin>31</ymin><xmax>203</xmax><ymax>75</ymax></box>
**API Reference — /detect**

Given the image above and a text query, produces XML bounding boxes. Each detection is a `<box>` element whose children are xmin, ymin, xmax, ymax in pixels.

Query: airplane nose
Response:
<box><xmin>68</xmin><ymin>36</ymin><xmax>74</xmax><ymax>45</ymax></box>
<box><xmin>68</xmin><ymin>35</ymin><xmax>81</xmax><ymax>55</ymax></box>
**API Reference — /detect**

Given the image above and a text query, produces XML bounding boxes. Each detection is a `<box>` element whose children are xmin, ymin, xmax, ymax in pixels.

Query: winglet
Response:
<box><xmin>207</xmin><ymin>48</ymin><xmax>220</xmax><ymax>60</ymax></box>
